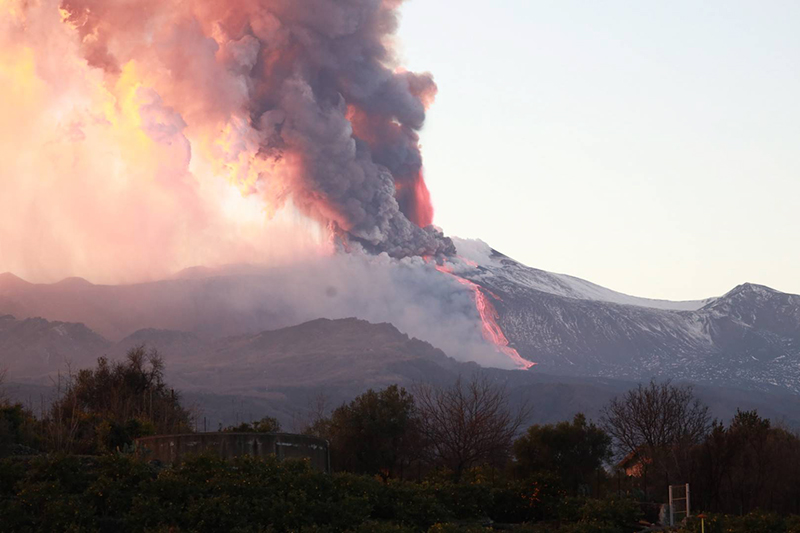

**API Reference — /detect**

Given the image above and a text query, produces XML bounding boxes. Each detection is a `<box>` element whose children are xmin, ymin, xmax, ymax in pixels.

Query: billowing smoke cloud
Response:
<box><xmin>0</xmin><ymin>1</ymin><xmax>532</xmax><ymax>371</ymax></box>
<box><xmin>0</xmin><ymin>0</ymin><xmax>453</xmax><ymax>283</ymax></box>
<box><xmin>65</xmin><ymin>0</ymin><xmax>453</xmax><ymax>256</ymax></box>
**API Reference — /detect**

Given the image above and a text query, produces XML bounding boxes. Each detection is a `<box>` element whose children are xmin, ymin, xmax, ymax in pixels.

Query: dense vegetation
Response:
<box><xmin>0</xmin><ymin>453</ymin><xmax>644</xmax><ymax>533</ymax></box>
<box><xmin>3</xmin><ymin>353</ymin><xmax>800</xmax><ymax>532</ymax></box>
<box><xmin>1</xmin><ymin>347</ymin><xmax>191</xmax><ymax>456</ymax></box>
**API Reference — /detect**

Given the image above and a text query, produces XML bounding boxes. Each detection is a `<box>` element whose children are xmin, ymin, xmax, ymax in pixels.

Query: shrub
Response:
<box><xmin>678</xmin><ymin>511</ymin><xmax>800</xmax><ymax>533</ymax></box>
<box><xmin>427</xmin><ymin>523</ymin><xmax>491</xmax><ymax>533</ymax></box>
<box><xmin>428</xmin><ymin>481</ymin><xmax>492</xmax><ymax>520</ymax></box>
<box><xmin>489</xmin><ymin>474</ymin><xmax>565</xmax><ymax>523</ymax></box>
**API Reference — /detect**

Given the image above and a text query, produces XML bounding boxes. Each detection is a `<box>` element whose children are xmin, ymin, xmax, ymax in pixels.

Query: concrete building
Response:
<box><xmin>135</xmin><ymin>432</ymin><xmax>330</xmax><ymax>472</ymax></box>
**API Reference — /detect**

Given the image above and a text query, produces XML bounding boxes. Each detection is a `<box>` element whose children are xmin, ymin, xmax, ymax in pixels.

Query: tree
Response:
<box><xmin>726</xmin><ymin>410</ymin><xmax>787</xmax><ymax>514</ymax></box>
<box><xmin>45</xmin><ymin>346</ymin><xmax>192</xmax><ymax>453</ymax></box>
<box><xmin>691</xmin><ymin>410</ymin><xmax>800</xmax><ymax>515</ymax></box>
<box><xmin>0</xmin><ymin>367</ymin><xmax>7</xmax><ymax>405</ymax></box>
<box><xmin>223</xmin><ymin>416</ymin><xmax>282</xmax><ymax>433</ymax></box>
<box><xmin>1</xmin><ymin>367</ymin><xmax>41</xmax><ymax>455</ymax></box>
<box><xmin>601</xmin><ymin>379</ymin><xmax>711</xmax><ymax>493</ymax></box>
<box><xmin>415</xmin><ymin>375</ymin><xmax>529</xmax><ymax>481</ymax></box>
<box><xmin>513</xmin><ymin>413</ymin><xmax>611</xmax><ymax>494</ymax></box>
<box><xmin>311</xmin><ymin>385</ymin><xmax>421</xmax><ymax>479</ymax></box>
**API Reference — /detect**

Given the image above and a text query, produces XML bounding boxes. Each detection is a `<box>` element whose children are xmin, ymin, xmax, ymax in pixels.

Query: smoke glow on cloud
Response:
<box><xmin>0</xmin><ymin>0</ymin><xmax>452</xmax><ymax>283</ymax></box>
<box><xmin>0</xmin><ymin>0</ymin><xmax>535</xmax><ymax>370</ymax></box>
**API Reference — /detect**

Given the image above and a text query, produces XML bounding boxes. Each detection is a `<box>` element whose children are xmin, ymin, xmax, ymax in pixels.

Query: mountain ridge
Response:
<box><xmin>4</xmin><ymin>314</ymin><xmax>800</xmax><ymax>433</ymax></box>
<box><xmin>2</xmin><ymin>248</ymin><xmax>800</xmax><ymax>394</ymax></box>
<box><xmin>461</xmin><ymin>247</ymin><xmax>800</xmax><ymax>392</ymax></box>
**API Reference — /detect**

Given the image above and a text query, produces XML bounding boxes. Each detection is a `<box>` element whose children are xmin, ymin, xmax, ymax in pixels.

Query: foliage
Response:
<box><xmin>8</xmin><ymin>370</ymin><xmax>800</xmax><ymax>531</ymax></box>
<box><xmin>511</xmin><ymin>496</ymin><xmax>642</xmax><ymax>533</ymax></box>
<box><xmin>676</xmin><ymin>511</ymin><xmax>800</xmax><ymax>533</ymax></box>
<box><xmin>358</xmin><ymin>477</ymin><xmax>447</xmax><ymax>529</ymax></box>
<box><xmin>513</xmin><ymin>413</ymin><xmax>611</xmax><ymax>494</ymax></box>
<box><xmin>223</xmin><ymin>416</ymin><xmax>282</xmax><ymax>433</ymax></box>
<box><xmin>690</xmin><ymin>409</ymin><xmax>800</xmax><ymax>515</ymax></box>
<box><xmin>489</xmin><ymin>474</ymin><xmax>566</xmax><ymax>523</ymax></box>
<box><xmin>44</xmin><ymin>347</ymin><xmax>192</xmax><ymax>454</ymax></box>
<box><xmin>427</xmin><ymin>524</ymin><xmax>491</xmax><ymax>533</ymax></box>
<box><xmin>311</xmin><ymin>385</ymin><xmax>421</xmax><ymax>479</ymax></box>
<box><xmin>0</xmin><ymin>452</ymin><xmax>642</xmax><ymax>533</ymax></box>
<box><xmin>0</xmin><ymin>402</ymin><xmax>41</xmax><ymax>455</ymax></box>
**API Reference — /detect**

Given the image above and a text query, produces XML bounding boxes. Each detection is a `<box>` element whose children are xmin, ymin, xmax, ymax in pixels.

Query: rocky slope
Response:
<box><xmin>462</xmin><ymin>249</ymin><xmax>800</xmax><ymax>392</ymax></box>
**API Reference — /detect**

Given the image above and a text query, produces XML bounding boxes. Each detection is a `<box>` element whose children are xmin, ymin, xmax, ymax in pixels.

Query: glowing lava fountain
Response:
<box><xmin>435</xmin><ymin>262</ymin><xmax>536</xmax><ymax>370</ymax></box>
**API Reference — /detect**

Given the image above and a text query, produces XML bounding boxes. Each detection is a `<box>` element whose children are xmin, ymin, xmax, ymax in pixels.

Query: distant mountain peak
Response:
<box><xmin>54</xmin><ymin>276</ymin><xmax>94</xmax><ymax>287</ymax></box>
<box><xmin>0</xmin><ymin>272</ymin><xmax>31</xmax><ymax>288</ymax></box>
<box><xmin>724</xmin><ymin>282</ymin><xmax>776</xmax><ymax>297</ymax></box>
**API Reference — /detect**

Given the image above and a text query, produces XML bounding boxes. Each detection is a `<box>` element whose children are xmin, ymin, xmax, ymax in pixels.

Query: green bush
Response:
<box><xmin>16</xmin><ymin>453</ymin><xmax>797</xmax><ymax>533</ymax></box>
<box><xmin>3</xmin><ymin>455</ymin><xmax>97</xmax><ymax>531</ymax></box>
<box><xmin>570</xmin><ymin>496</ymin><xmax>641</xmax><ymax>528</ymax></box>
<box><xmin>428</xmin><ymin>481</ymin><xmax>491</xmax><ymax>520</ymax></box>
<box><xmin>511</xmin><ymin>496</ymin><xmax>641</xmax><ymax>533</ymax></box>
<box><xmin>489</xmin><ymin>475</ymin><xmax>565</xmax><ymax>523</ymax></box>
<box><xmin>129</xmin><ymin>455</ymin><xmax>374</xmax><ymax>533</ymax></box>
<box><xmin>0</xmin><ymin>457</ymin><xmax>25</xmax><ymax>495</ymax></box>
<box><xmin>426</xmin><ymin>523</ymin><xmax>491</xmax><ymax>533</ymax></box>
<box><xmin>381</xmin><ymin>480</ymin><xmax>449</xmax><ymax>529</ymax></box>
<box><xmin>349</xmin><ymin>521</ymin><xmax>415</xmax><ymax>533</ymax></box>
<box><xmin>678</xmin><ymin>511</ymin><xmax>800</xmax><ymax>533</ymax></box>
<box><xmin>0</xmin><ymin>403</ymin><xmax>40</xmax><ymax>454</ymax></box>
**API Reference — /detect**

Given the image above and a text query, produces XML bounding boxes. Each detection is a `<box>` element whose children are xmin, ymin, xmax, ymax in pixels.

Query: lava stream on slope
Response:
<box><xmin>434</xmin><ymin>261</ymin><xmax>535</xmax><ymax>370</ymax></box>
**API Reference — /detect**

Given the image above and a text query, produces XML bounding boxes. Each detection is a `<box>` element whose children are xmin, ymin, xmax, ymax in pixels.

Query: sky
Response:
<box><xmin>398</xmin><ymin>0</ymin><xmax>800</xmax><ymax>301</ymax></box>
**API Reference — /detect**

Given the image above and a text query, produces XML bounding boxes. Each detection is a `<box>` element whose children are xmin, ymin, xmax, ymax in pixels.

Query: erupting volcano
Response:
<box><xmin>1</xmin><ymin>0</ymin><xmax>455</xmax><ymax>280</ymax></box>
<box><xmin>0</xmin><ymin>0</ymin><xmax>531</xmax><ymax>371</ymax></box>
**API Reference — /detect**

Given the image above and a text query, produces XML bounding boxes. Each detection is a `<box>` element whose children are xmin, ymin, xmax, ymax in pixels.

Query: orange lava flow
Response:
<box><xmin>435</xmin><ymin>263</ymin><xmax>536</xmax><ymax>370</ymax></box>
<box><xmin>408</xmin><ymin>172</ymin><xmax>434</xmax><ymax>228</ymax></box>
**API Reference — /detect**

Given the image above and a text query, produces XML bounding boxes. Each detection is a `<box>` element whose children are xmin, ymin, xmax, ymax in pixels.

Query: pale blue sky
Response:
<box><xmin>398</xmin><ymin>1</ymin><xmax>800</xmax><ymax>300</ymax></box>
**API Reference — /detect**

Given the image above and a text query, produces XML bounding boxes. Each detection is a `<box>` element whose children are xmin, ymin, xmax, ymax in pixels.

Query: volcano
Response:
<box><xmin>453</xmin><ymin>243</ymin><xmax>800</xmax><ymax>393</ymax></box>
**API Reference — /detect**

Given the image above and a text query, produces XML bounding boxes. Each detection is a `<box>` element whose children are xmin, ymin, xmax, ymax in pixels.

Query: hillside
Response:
<box><xmin>461</xmin><ymin>247</ymin><xmax>800</xmax><ymax>392</ymax></box>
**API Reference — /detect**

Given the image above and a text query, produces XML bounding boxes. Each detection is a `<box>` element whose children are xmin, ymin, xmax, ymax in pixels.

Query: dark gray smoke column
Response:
<box><xmin>60</xmin><ymin>0</ymin><xmax>455</xmax><ymax>258</ymax></box>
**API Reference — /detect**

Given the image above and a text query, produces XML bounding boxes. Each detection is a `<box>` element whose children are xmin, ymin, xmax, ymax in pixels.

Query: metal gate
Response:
<box><xmin>668</xmin><ymin>483</ymin><xmax>691</xmax><ymax>526</ymax></box>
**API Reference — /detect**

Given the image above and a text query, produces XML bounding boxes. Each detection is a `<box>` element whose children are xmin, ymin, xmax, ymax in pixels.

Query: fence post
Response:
<box><xmin>669</xmin><ymin>485</ymin><xmax>674</xmax><ymax>526</ymax></box>
<box><xmin>686</xmin><ymin>483</ymin><xmax>691</xmax><ymax>518</ymax></box>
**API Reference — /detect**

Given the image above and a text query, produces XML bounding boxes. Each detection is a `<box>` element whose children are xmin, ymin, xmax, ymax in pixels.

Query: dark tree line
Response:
<box><xmin>304</xmin><ymin>376</ymin><xmax>613</xmax><ymax>492</ymax></box>
<box><xmin>223</xmin><ymin>416</ymin><xmax>282</xmax><ymax>433</ymax></box>
<box><xmin>602</xmin><ymin>379</ymin><xmax>800</xmax><ymax>517</ymax></box>
<box><xmin>5</xmin><ymin>352</ymin><xmax>800</xmax><ymax>521</ymax></box>
<box><xmin>305</xmin><ymin>377</ymin><xmax>536</xmax><ymax>482</ymax></box>
<box><xmin>691</xmin><ymin>410</ymin><xmax>800</xmax><ymax>516</ymax></box>
<box><xmin>514</xmin><ymin>413</ymin><xmax>612</xmax><ymax>494</ymax></box>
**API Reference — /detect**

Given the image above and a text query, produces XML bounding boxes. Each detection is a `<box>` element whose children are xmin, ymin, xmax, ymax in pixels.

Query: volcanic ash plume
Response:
<box><xmin>0</xmin><ymin>0</ymin><xmax>453</xmax><ymax>282</ymax></box>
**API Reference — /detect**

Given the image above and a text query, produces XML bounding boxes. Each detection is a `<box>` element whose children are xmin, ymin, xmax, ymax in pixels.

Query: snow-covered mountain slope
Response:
<box><xmin>453</xmin><ymin>238</ymin><xmax>711</xmax><ymax>311</ymax></box>
<box><xmin>452</xmin><ymin>241</ymin><xmax>800</xmax><ymax>393</ymax></box>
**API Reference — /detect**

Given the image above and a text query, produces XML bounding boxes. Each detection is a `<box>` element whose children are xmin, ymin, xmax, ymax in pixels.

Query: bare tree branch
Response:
<box><xmin>414</xmin><ymin>374</ymin><xmax>530</xmax><ymax>481</ymax></box>
<box><xmin>601</xmin><ymin>378</ymin><xmax>711</xmax><ymax>484</ymax></box>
